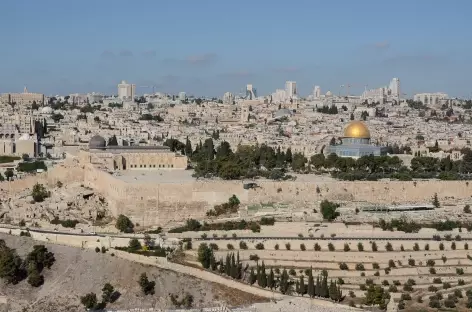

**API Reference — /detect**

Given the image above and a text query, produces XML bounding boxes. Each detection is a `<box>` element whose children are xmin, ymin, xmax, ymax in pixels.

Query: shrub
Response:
<box><xmin>428</xmin><ymin>285</ymin><xmax>438</xmax><ymax>292</ymax></box>
<box><xmin>255</xmin><ymin>243</ymin><xmax>264</xmax><ymax>250</ymax></box>
<box><xmin>393</xmin><ymin>280</ymin><xmax>401</xmax><ymax>286</ymax></box>
<box><xmin>429</xmin><ymin>267</ymin><xmax>436</xmax><ymax>274</ymax></box>
<box><xmin>451</xmin><ymin>242</ymin><xmax>456</xmax><ymax>250</ymax></box>
<box><xmin>209</xmin><ymin>243</ymin><xmax>219</xmax><ymax>250</ymax></box>
<box><xmin>314</xmin><ymin>243</ymin><xmax>321</xmax><ymax>251</ymax></box>
<box><xmin>344</xmin><ymin>243</ymin><xmax>350</xmax><ymax>252</ymax></box>
<box><xmin>429</xmin><ymin>299</ymin><xmax>441</xmax><ymax>308</ymax></box>
<box><xmin>455</xmin><ymin>235</ymin><xmax>462</xmax><ymax>241</ymax></box>
<box><xmin>285</xmin><ymin>243</ymin><xmax>291</xmax><ymax>250</ymax></box>
<box><xmin>289</xmin><ymin>268</ymin><xmax>296</xmax><ymax>276</ymax></box>
<box><xmin>439</xmin><ymin>242</ymin><xmax>444</xmax><ymax>250</ymax></box>
<box><xmin>80</xmin><ymin>293</ymin><xmax>98</xmax><ymax>310</ymax></box>
<box><xmin>372</xmin><ymin>262</ymin><xmax>380</xmax><ymax>270</ymax></box>
<box><xmin>397</xmin><ymin>301</ymin><xmax>405</xmax><ymax>310</ymax></box>
<box><xmin>95</xmin><ymin>247</ymin><xmax>100</xmax><ymax>253</ymax></box>
<box><xmin>385</xmin><ymin>242</ymin><xmax>393</xmax><ymax>251</ymax></box>
<box><xmin>388</xmin><ymin>259</ymin><xmax>396</xmax><ymax>268</ymax></box>
<box><xmin>388</xmin><ymin>285</ymin><xmax>398</xmax><ymax>292</ymax></box>
<box><xmin>454</xmin><ymin>289</ymin><xmax>463</xmax><ymax>298</ymax></box>
<box><xmin>443</xmin><ymin>282</ymin><xmax>451</xmax><ymax>289</ymax></box>
<box><xmin>274</xmin><ymin>244</ymin><xmax>279</xmax><ymax>250</ymax></box>
<box><xmin>355</xmin><ymin>263</ymin><xmax>365</xmax><ymax>271</ymax></box>
<box><xmin>300</xmin><ymin>243</ymin><xmax>306</xmax><ymax>251</ymax></box>
<box><xmin>424</xmin><ymin>243</ymin><xmax>430</xmax><ymax>250</ymax></box>
<box><xmin>357</xmin><ymin>242</ymin><xmax>364</xmax><ymax>251</ymax></box>
<box><xmin>413</xmin><ymin>243</ymin><xmax>419</xmax><ymax>251</ymax></box>
<box><xmin>339</xmin><ymin>262</ymin><xmax>349</xmax><ymax>270</ymax></box>
<box><xmin>426</xmin><ymin>259</ymin><xmax>435</xmax><ymax>267</ymax></box>
<box><xmin>101</xmin><ymin>247</ymin><xmax>106</xmax><ymax>253</ymax></box>
<box><xmin>138</xmin><ymin>273</ymin><xmax>155</xmax><ymax>295</ymax></box>
<box><xmin>31</xmin><ymin>183</ymin><xmax>50</xmax><ymax>203</ymax></box>
<box><xmin>227</xmin><ymin>244</ymin><xmax>234</xmax><ymax>250</ymax></box>
<box><xmin>374</xmin><ymin>271</ymin><xmax>380</xmax><ymax>276</ymax></box>
<box><xmin>371</xmin><ymin>241</ymin><xmax>378</xmax><ymax>252</ymax></box>
<box><xmin>465</xmin><ymin>242</ymin><xmax>469</xmax><ymax>250</ymax></box>
<box><xmin>128</xmin><ymin>238</ymin><xmax>141</xmax><ymax>250</ymax></box>
<box><xmin>337</xmin><ymin>278</ymin><xmax>345</xmax><ymax>285</ymax></box>
<box><xmin>349</xmin><ymin>290</ymin><xmax>355</xmax><ymax>298</ymax></box>
<box><xmin>433</xmin><ymin>277</ymin><xmax>442</xmax><ymax>284</ymax></box>
<box><xmin>456</xmin><ymin>268</ymin><xmax>464</xmax><ymax>275</ymax></box>
<box><xmin>401</xmin><ymin>293</ymin><xmax>412</xmax><ymax>301</ymax></box>
<box><xmin>320</xmin><ymin>200</ymin><xmax>340</xmax><ymax>221</ymax></box>
<box><xmin>403</xmin><ymin>284</ymin><xmax>413</xmax><ymax>292</ymax></box>
<box><xmin>408</xmin><ymin>258</ymin><xmax>415</xmax><ymax>266</ymax></box>
<box><xmin>444</xmin><ymin>298</ymin><xmax>456</xmax><ymax>308</ymax></box>
<box><xmin>359</xmin><ymin>284</ymin><xmax>366</xmax><ymax>291</ymax></box>
<box><xmin>328</xmin><ymin>243</ymin><xmax>335</xmax><ymax>251</ymax></box>
<box><xmin>115</xmin><ymin>215</ymin><xmax>134</xmax><ymax>233</ymax></box>
<box><xmin>458</xmin><ymin>279</ymin><xmax>465</xmax><ymax>286</ymax></box>
<box><xmin>249</xmin><ymin>254</ymin><xmax>259</xmax><ymax>262</ymax></box>
<box><xmin>400</xmin><ymin>244</ymin><xmax>404</xmax><ymax>251</ymax></box>
<box><xmin>365</xmin><ymin>278</ymin><xmax>374</xmax><ymax>285</ymax></box>
<box><xmin>239</xmin><ymin>241</ymin><xmax>248</xmax><ymax>250</ymax></box>
<box><xmin>442</xmin><ymin>256</ymin><xmax>447</xmax><ymax>263</ymax></box>
<box><xmin>464</xmin><ymin>205</ymin><xmax>471</xmax><ymax>213</ymax></box>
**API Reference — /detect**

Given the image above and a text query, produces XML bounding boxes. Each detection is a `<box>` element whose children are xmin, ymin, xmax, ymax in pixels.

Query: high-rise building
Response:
<box><xmin>313</xmin><ymin>85</ymin><xmax>321</xmax><ymax>99</ymax></box>
<box><xmin>389</xmin><ymin>78</ymin><xmax>400</xmax><ymax>98</ymax></box>
<box><xmin>117</xmin><ymin>80</ymin><xmax>136</xmax><ymax>101</ymax></box>
<box><xmin>223</xmin><ymin>92</ymin><xmax>235</xmax><ymax>105</ymax></box>
<box><xmin>285</xmin><ymin>81</ymin><xmax>297</xmax><ymax>98</ymax></box>
<box><xmin>178</xmin><ymin>92</ymin><xmax>186</xmax><ymax>101</ymax></box>
<box><xmin>246</xmin><ymin>84</ymin><xmax>257</xmax><ymax>100</ymax></box>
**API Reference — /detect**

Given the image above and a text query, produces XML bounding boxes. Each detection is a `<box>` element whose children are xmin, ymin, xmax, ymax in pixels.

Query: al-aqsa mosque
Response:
<box><xmin>325</xmin><ymin>121</ymin><xmax>386</xmax><ymax>158</ymax></box>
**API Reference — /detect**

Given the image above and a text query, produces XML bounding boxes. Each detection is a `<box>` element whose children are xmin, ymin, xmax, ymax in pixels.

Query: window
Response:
<box><xmin>140</xmin><ymin>165</ymin><xmax>142</xmax><ymax>168</ymax></box>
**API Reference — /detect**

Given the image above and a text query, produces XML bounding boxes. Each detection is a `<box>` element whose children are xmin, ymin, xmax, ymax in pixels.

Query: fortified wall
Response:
<box><xmin>82</xmin><ymin>164</ymin><xmax>472</xmax><ymax>226</ymax></box>
<box><xmin>5</xmin><ymin>162</ymin><xmax>472</xmax><ymax>227</ymax></box>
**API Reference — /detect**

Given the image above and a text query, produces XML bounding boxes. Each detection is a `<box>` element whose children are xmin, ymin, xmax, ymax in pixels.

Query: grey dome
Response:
<box><xmin>89</xmin><ymin>135</ymin><xmax>106</xmax><ymax>149</ymax></box>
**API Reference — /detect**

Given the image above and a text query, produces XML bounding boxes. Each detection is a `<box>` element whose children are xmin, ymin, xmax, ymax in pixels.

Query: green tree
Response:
<box><xmin>0</xmin><ymin>241</ymin><xmax>24</xmax><ymax>284</ymax></box>
<box><xmin>320</xmin><ymin>200</ymin><xmax>340</xmax><ymax>221</ymax></box>
<box><xmin>307</xmin><ymin>268</ymin><xmax>314</xmax><ymax>297</ymax></box>
<box><xmin>138</xmin><ymin>273</ymin><xmax>155</xmax><ymax>295</ymax></box>
<box><xmin>285</xmin><ymin>148</ymin><xmax>292</xmax><ymax>163</ymax></box>
<box><xmin>80</xmin><ymin>293</ymin><xmax>98</xmax><ymax>310</ymax></box>
<box><xmin>27</xmin><ymin>268</ymin><xmax>44</xmax><ymax>287</ymax></box>
<box><xmin>5</xmin><ymin>169</ymin><xmax>14</xmax><ymax>181</ymax></box>
<box><xmin>432</xmin><ymin>193</ymin><xmax>440</xmax><ymax>208</ymax></box>
<box><xmin>299</xmin><ymin>275</ymin><xmax>306</xmax><ymax>296</ymax></box>
<box><xmin>197</xmin><ymin>243</ymin><xmax>214</xmax><ymax>269</ymax></box>
<box><xmin>185</xmin><ymin>137</ymin><xmax>193</xmax><ymax>156</ymax></box>
<box><xmin>102</xmin><ymin>283</ymin><xmax>115</xmax><ymax>303</ymax></box>
<box><xmin>107</xmin><ymin>135</ymin><xmax>118</xmax><ymax>146</ymax></box>
<box><xmin>31</xmin><ymin>183</ymin><xmax>49</xmax><ymax>202</ymax></box>
<box><xmin>115</xmin><ymin>215</ymin><xmax>134</xmax><ymax>233</ymax></box>
<box><xmin>267</xmin><ymin>268</ymin><xmax>275</xmax><ymax>289</ymax></box>
<box><xmin>128</xmin><ymin>238</ymin><xmax>141</xmax><ymax>250</ymax></box>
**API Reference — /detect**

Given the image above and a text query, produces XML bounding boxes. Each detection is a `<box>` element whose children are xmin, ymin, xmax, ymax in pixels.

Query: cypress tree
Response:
<box><xmin>315</xmin><ymin>275</ymin><xmax>321</xmax><ymax>297</ymax></box>
<box><xmin>256</xmin><ymin>264</ymin><xmax>262</xmax><ymax>287</ymax></box>
<box><xmin>249</xmin><ymin>267</ymin><xmax>256</xmax><ymax>285</ymax></box>
<box><xmin>296</xmin><ymin>280</ymin><xmax>300</xmax><ymax>295</ymax></box>
<box><xmin>260</xmin><ymin>269</ymin><xmax>267</xmax><ymax>288</ymax></box>
<box><xmin>299</xmin><ymin>275</ymin><xmax>306</xmax><ymax>296</ymax></box>
<box><xmin>268</xmin><ymin>269</ymin><xmax>275</xmax><ymax>289</ymax></box>
<box><xmin>321</xmin><ymin>271</ymin><xmax>329</xmax><ymax>298</ymax></box>
<box><xmin>225</xmin><ymin>254</ymin><xmax>231</xmax><ymax>276</ymax></box>
<box><xmin>337</xmin><ymin>284</ymin><xmax>343</xmax><ymax>302</ymax></box>
<box><xmin>218</xmin><ymin>258</ymin><xmax>225</xmax><ymax>274</ymax></box>
<box><xmin>280</xmin><ymin>269</ymin><xmax>289</xmax><ymax>294</ymax></box>
<box><xmin>307</xmin><ymin>268</ymin><xmax>315</xmax><ymax>297</ymax></box>
<box><xmin>209</xmin><ymin>253</ymin><xmax>217</xmax><ymax>271</ymax></box>
<box><xmin>185</xmin><ymin>136</ymin><xmax>192</xmax><ymax>156</ymax></box>
<box><xmin>286</xmin><ymin>148</ymin><xmax>293</xmax><ymax>163</ymax></box>
<box><xmin>230</xmin><ymin>253</ymin><xmax>237</xmax><ymax>278</ymax></box>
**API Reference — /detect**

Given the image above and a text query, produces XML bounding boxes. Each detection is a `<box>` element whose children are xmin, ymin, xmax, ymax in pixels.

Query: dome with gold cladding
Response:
<box><xmin>343</xmin><ymin>121</ymin><xmax>370</xmax><ymax>139</ymax></box>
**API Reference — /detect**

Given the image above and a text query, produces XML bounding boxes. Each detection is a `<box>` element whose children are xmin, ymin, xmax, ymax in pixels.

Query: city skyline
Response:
<box><xmin>1</xmin><ymin>0</ymin><xmax>471</xmax><ymax>97</ymax></box>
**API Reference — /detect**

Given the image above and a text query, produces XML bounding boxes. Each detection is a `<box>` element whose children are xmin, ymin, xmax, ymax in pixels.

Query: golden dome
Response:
<box><xmin>343</xmin><ymin>121</ymin><xmax>370</xmax><ymax>139</ymax></box>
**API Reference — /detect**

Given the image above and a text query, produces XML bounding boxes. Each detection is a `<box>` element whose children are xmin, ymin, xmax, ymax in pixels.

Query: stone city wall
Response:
<box><xmin>7</xmin><ymin>163</ymin><xmax>472</xmax><ymax>227</ymax></box>
<box><xmin>81</xmin><ymin>164</ymin><xmax>472</xmax><ymax>226</ymax></box>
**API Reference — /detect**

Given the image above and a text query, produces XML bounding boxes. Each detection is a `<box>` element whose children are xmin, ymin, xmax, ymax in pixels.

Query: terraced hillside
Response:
<box><xmin>172</xmin><ymin>221</ymin><xmax>472</xmax><ymax>311</ymax></box>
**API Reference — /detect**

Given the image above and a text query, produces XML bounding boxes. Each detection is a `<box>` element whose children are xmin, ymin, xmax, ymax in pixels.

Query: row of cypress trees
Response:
<box><xmin>198</xmin><ymin>245</ymin><xmax>343</xmax><ymax>302</ymax></box>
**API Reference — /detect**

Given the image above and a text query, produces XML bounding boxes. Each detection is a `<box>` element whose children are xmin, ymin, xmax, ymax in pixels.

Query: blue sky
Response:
<box><xmin>1</xmin><ymin>0</ymin><xmax>471</xmax><ymax>97</ymax></box>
